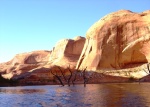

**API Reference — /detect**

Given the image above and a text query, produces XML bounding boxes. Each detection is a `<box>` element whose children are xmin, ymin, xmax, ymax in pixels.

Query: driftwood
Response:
<box><xmin>50</xmin><ymin>70</ymin><xmax>64</xmax><ymax>86</ymax></box>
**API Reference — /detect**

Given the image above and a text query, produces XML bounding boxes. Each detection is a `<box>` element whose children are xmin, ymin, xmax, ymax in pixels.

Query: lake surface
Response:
<box><xmin>0</xmin><ymin>83</ymin><xmax>150</xmax><ymax>107</ymax></box>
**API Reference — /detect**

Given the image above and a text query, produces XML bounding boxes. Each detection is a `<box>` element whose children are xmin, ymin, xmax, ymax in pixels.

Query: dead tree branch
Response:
<box><xmin>147</xmin><ymin>63</ymin><xmax>150</xmax><ymax>74</ymax></box>
<box><xmin>72</xmin><ymin>69</ymin><xmax>79</xmax><ymax>86</ymax></box>
<box><xmin>142</xmin><ymin>63</ymin><xmax>150</xmax><ymax>75</ymax></box>
<box><xmin>67</xmin><ymin>65</ymin><xmax>72</xmax><ymax>86</ymax></box>
<box><xmin>50</xmin><ymin>70</ymin><xmax>64</xmax><ymax>86</ymax></box>
<box><xmin>143</xmin><ymin>69</ymin><xmax>149</xmax><ymax>75</ymax></box>
<box><xmin>57</xmin><ymin>66</ymin><xmax>67</xmax><ymax>82</ymax></box>
<box><xmin>82</xmin><ymin>67</ymin><xmax>88</xmax><ymax>87</ymax></box>
<box><xmin>139</xmin><ymin>63</ymin><xmax>150</xmax><ymax>84</ymax></box>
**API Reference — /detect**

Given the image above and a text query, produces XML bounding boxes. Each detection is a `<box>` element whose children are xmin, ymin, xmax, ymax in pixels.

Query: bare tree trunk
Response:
<box><xmin>67</xmin><ymin>65</ymin><xmax>72</xmax><ymax>86</ymax></box>
<box><xmin>82</xmin><ymin>67</ymin><xmax>88</xmax><ymax>87</ymax></box>
<box><xmin>139</xmin><ymin>78</ymin><xmax>141</xmax><ymax>84</ymax></box>
<box><xmin>71</xmin><ymin>68</ymin><xmax>79</xmax><ymax>86</ymax></box>
<box><xmin>140</xmin><ymin>63</ymin><xmax>150</xmax><ymax>84</ymax></box>
<box><xmin>51</xmin><ymin>70</ymin><xmax>64</xmax><ymax>86</ymax></box>
<box><xmin>72</xmin><ymin>71</ymin><xmax>78</xmax><ymax>86</ymax></box>
<box><xmin>143</xmin><ymin>69</ymin><xmax>149</xmax><ymax>75</ymax></box>
<box><xmin>57</xmin><ymin>66</ymin><xmax>67</xmax><ymax>82</ymax></box>
<box><xmin>147</xmin><ymin>63</ymin><xmax>150</xmax><ymax>73</ymax></box>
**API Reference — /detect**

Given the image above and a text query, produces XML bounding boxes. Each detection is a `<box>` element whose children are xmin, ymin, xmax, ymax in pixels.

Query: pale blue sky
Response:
<box><xmin>0</xmin><ymin>0</ymin><xmax>150</xmax><ymax>62</ymax></box>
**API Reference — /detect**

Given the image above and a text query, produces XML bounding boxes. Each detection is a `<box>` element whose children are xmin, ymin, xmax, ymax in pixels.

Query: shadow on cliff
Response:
<box><xmin>9</xmin><ymin>66</ymin><xmax>137</xmax><ymax>86</ymax></box>
<box><xmin>139</xmin><ymin>75</ymin><xmax>150</xmax><ymax>82</ymax></box>
<box><xmin>0</xmin><ymin>74</ymin><xmax>18</xmax><ymax>86</ymax></box>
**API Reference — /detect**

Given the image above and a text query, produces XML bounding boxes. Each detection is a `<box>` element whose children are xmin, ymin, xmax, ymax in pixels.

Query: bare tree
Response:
<box><xmin>142</xmin><ymin>63</ymin><xmax>150</xmax><ymax>75</ymax></box>
<box><xmin>143</xmin><ymin>69</ymin><xmax>149</xmax><ymax>75</ymax></box>
<box><xmin>139</xmin><ymin>63</ymin><xmax>150</xmax><ymax>84</ymax></box>
<box><xmin>147</xmin><ymin>63</ymin><xmax>150</xmax><ymax>74</ymax></box>
<box><xmin>51</xmin><ymin>65</ymin><xmax>91</xmax><ymax>87</ymax></box>
<box><xmin>72</xmin><ymin>69</ymin><xmax>79</xmax><ymax>86</ymax></box>
<box><xmin>82</xmin><ymin>67</ymin><xmax>88</xmax><ymax>87</ymax></box>
<box><xmin>50</xmin><ymin>70</ymin><xmax>64</xmax><ymax>86</ymax></box>
<box><xmin>67</xmin><ymin>65</ymin><xmax>72</xmax><ymax>86</ymax></box>
<box><xmin>56</xmin><ymin>65</ymin><xmax>73</xmax><ymax>86</ymax></box>
<box><xmin>57</xmin><ymin>66</ymin><xmax>67</xmax><ymax>82</ymax></box>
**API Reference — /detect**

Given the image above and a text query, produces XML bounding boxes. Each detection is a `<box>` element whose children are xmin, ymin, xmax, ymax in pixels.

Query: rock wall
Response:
<box><xmin>11</xmin><ymin>50</ymin><xmax>51</xmax><ymax>65</ymax></box>
<box><xmin>76</xmin><ymin>10</ymin><xmax>150</xmax><ymax>71</ymax></box>
<box><xmin>49</xmin><ymin>36</ymin><xmax>85</xmax><ymax>68</ymax></box>
<box><xmin>1</xmin><ymin>10</ymin><xmax>150</xmax><ymax>81</ymax></box>
<box><xmin>0</xmin><ymin>36</ymin><xmax>85</xmax><ymax>79</ymax></box>
<box><xmin>0</xmin><ymin>50</ymin><xmax>51</xmax><ymax>79</ymax></box>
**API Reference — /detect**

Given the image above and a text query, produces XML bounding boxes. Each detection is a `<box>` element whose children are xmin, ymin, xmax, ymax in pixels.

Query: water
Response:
<box><xmin>0</xmin><ymin>83</ymin><xmax>150</xmax><ymax>107</ymax></box>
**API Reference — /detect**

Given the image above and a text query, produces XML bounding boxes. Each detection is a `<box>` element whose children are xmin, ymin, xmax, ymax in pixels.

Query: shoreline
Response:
<box><xmin>1</xmin><ymin>81</ymin><xmax>149</xmax><ymax>87</ymax></box>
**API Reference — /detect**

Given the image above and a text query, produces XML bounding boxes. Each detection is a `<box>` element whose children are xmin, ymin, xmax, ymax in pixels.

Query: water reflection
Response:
<box><xmin>101</xmin><ymin>84</ymin><xmax>147</xmax><ymax>107</ymax></box>
<box><xmin>0</xmin><ymin>88</ymin><xmax>45</xmax><ymax>94</ymax></box>
<box><xmin>0</xmin><ymin>83</ymin><xmax>150</xmax><ymax>107</ymax></box>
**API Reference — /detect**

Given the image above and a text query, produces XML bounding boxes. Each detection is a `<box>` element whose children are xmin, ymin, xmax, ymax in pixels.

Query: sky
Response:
<box><xmin>0</xmin><ymin>0</ymin><xmax>150</xmax><ymax>63</ymax></box>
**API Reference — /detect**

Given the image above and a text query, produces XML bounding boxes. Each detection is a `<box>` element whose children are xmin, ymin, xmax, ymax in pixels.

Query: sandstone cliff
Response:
<box><xmin>76</xmin><ymin>10</ymin><xmax>150</xmax><ymax>71</ymax></box>
<box><xmin>1</xmin><ymin>10</ymin><xmax>150</xmax><ymax>83</ymax></box>
<box><xmin>49</xmin><ymin>36</ymin><xmax>85</xmax><ymax>68</ymax></box>
<box><xmin>0</xmin><ymin>36</ymin><xmax>85</xmax><ymax>80</ymax></box>
<box><xmin>0</xmin><ymin>50</ymin><xmax>51</xmax><ymax>79</ymax></box>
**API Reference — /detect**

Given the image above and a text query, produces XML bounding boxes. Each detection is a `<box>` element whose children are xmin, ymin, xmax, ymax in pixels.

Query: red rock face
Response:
<box><xmin>1</xmin><ymin>10</ymin><xmax>150</xmax><ymax>81</ymax></box>
<box><xmin>0</xmin><ymin>50</ymin><xmax>51</xmax><ymax>79</ymax></box>
<box><xmin>76</xmin><ymin>10</ymin><xmax>150</xmax><ymax>70</ymax></box>
<box><xmin>0</xmin><ymin>36</ymin><xmax>85</xmax><ymax>79</ymax></box>
<box><xmin>49</xmin><ymin>36</ymin><xmax>85</xmax><ymax>69</ymax></box>
<box><xmin>11</xmin><ymin>50</ymin><xmax>51</xmax><ymax>65</ymax></box>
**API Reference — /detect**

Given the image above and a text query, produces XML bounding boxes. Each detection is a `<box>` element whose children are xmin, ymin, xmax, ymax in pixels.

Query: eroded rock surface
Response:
<box><xmin>76</xmin><ymin>10</ymin><xmax>150</xmax><ymax>71</ymax></box>
<box><xmin>0</xmin><ymin>50</ymin><xmax>51</xmax><ymax>79</ymax></box>
<box><xmin>0</xmin><ymin>36</ymin><xmax>85</xmax><ymax>80</ymax></box>
<box><xmin>49</xmin><ymin>36</ymin><xmax>85</xmax><ymax>69</ymax></box>
<box><xmin>1</xmin><ymin>10</ymin><xmax>150</xmax><ymax>82</ymax></box>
